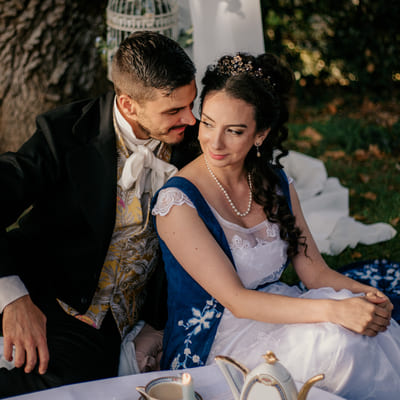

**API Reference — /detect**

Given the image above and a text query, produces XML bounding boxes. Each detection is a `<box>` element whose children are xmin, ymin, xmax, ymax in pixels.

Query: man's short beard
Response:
<box><xmin>135</xmin><ymin>120</ymin><xmax>186</xmax><ymax>144</ymax></box>
<box><xmin>135</xmin><ymin>120</ymin><xmax>153</xmax><ymax>139</ymax></box>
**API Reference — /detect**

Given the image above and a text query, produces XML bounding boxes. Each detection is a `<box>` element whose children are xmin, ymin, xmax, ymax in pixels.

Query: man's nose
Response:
<box><xmin>181</xmin><ymin>107</ymin><xmax>196</xmax><ymax>126</ymax></box>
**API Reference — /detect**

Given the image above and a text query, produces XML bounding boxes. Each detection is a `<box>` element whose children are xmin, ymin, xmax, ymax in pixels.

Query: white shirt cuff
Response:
<box><xmin>0</xmin><ymin>276</ymin><xmax>29</xmax><ymax>313</ymax></box>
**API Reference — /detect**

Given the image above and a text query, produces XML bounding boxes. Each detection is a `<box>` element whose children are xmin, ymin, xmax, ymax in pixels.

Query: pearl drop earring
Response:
<box><xmin>255</xmin><ymin>143</ymin><xmax>261</xmax><ymax>158</ymax></box>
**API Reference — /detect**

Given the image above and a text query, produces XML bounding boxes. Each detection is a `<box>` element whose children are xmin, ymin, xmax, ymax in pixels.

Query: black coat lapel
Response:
<box><xmin>66</xmin><ymin>92</ymin><xmax>117</xmax><ymax>242</ymax></box>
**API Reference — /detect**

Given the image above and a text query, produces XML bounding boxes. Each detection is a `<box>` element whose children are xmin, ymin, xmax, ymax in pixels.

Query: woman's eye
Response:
<box><xmin>200</xmin><ymin>120</ymin><xmax>212</xmax><ymax>128</ymax></box>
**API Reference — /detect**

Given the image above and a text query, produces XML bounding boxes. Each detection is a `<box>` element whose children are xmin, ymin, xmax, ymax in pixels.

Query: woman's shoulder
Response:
<box><xmin>152</xmin><ymin>186</ymin><xmax>196</xmax><ymax>217</ymax></box>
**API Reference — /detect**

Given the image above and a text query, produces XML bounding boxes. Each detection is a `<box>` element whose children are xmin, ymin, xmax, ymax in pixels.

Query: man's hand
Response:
<box><xmin>2</xmin><ymin>295</ymin><xmax>49</xmax><ymax>374</ymax></box>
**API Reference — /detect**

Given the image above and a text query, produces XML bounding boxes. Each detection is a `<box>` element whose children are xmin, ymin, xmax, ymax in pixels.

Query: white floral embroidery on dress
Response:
<box><xmin>171</xmin><ymin>298</ymin><xmax>222</xmax><ymax>369</ymax></box>
<box><xmin>152</xmin><ymin>187</ymin><xmax>195</xmax><ymax>217</ymax></box>
<box><xmin>230</xmin><ymin>235</ymin><xmax>251</xmax><ymax>250</ymax></box>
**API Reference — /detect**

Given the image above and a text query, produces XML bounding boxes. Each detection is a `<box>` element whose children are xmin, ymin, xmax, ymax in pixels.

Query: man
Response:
<box><xmin>0</xmin><ymin>31</ymin><xmax>199</xmax><ymax>397</ymax></box>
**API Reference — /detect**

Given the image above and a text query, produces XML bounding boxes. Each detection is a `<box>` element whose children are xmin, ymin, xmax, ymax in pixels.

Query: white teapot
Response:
<box><xmin>215</xmin><ymin>351</ymin><xmax>324</xmax><ymax>400</ymax></box>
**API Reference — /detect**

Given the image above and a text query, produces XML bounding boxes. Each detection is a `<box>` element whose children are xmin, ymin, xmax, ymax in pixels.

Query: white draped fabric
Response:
<box><xmin>280</xmin><ymin>151</ymin><xmax>397</xmax><ymax>255</ymax></box>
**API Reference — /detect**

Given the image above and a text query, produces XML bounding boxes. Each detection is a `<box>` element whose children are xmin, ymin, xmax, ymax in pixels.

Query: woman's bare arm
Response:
<box><xmin>156</xmin><ymin>199</ymin><xmax>390</xmax><ymax>336</ymax></box>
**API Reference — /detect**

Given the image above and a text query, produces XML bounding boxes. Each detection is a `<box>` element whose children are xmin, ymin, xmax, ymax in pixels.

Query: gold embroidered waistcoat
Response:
<box><xmin>58</xmin><ymin>127</ymin><xmax>171</xmax><ymax>338</ymax></box>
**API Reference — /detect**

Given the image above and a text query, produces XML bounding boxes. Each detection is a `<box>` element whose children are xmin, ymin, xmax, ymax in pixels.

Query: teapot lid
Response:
<box><xmin>249</xmin><ymin>352</ymin><xmax>292</xmax><ymax>384</ymax></box>
<box><xmin>263</xmin><ymin>351</ymin><xmax>278</xmax><ymax>365</ymax></box>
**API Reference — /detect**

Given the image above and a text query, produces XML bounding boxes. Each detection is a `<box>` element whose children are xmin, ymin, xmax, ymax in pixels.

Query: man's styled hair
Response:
<box><xmin>111</xmin><ymin>30</ymin><xmax>196</xmax><ymax>102</ymax></box>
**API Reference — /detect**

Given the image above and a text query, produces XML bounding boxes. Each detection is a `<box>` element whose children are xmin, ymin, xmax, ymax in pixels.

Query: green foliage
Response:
<box><xmin>260</xmin><ymin>0</ymin><xmax>400</xmax><ymax>98</ymax></box>
<box><xmin>321</xmin><ymin>0</ymin><xmax>400</xmax><ymax>97</ymax></box>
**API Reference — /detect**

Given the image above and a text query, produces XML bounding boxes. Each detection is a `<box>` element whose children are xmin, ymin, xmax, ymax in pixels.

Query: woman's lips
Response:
<box><xmin>209</xmin><ymin>151</ymin><xmax>226</xmax><ymax>160</ymax></box>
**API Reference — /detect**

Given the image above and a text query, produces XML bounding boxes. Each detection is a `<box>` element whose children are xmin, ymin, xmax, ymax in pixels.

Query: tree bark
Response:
<box><xmin>0</xmin><ymin>0</ymin><xmax>110</xmax><ymax>152</ymax></box>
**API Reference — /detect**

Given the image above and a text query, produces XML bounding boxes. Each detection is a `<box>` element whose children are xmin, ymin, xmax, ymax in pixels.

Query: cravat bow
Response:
<box><xmin>118</xmin><ymin>143</ymin><xmax>177</xmax><ymax>198</ymax></box>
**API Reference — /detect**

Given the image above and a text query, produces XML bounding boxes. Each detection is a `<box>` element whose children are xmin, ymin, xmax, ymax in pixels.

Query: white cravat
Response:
<box><xmin>114</xmin><ymin>99</ymin><xmax>177</xmax><ymax>198</ymax></box>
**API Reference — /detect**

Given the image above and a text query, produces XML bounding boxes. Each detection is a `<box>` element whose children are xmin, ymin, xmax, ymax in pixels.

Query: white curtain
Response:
<box><xmin>188</xmin><ymin>0</ymin><xmax>265</xmax><ymax>111</ymax></box>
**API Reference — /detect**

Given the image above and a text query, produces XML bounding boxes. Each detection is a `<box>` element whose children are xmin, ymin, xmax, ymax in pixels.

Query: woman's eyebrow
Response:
<box><xmin>202</xmin><ymin>112</ymin><xmax>247</xmax><ymax>127</ymax></box>
<box><xmin>201</xmin><ymin>112</ymin><xmax>215</xmax><ymax>122</ymax></box>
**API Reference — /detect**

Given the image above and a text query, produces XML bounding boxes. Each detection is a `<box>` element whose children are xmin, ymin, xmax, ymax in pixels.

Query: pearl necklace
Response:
<box><xmin>204</xmin><ymin>155</ymin><xmax>253</xmax><ymax>217</ymax></box>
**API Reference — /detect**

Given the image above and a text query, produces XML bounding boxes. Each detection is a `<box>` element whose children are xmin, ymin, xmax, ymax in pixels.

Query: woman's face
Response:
<box><xmin>199</xmin><ymin>90</ymin><xmax>267</xmax><ymax>169</ymax></box>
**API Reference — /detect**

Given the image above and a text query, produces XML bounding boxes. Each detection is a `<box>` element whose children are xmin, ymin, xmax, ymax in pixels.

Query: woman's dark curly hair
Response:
<box><xmin>199</xmin><ymin>52</ymin><xmax>306</xmax><ymax>258</ymax></box>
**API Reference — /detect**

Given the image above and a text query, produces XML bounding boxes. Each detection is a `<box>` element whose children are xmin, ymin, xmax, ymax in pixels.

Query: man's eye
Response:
<box><xmin>227</xmin><ymin>129</ymin><xmax>243</xmax><ymax>135</ymax></box>
<box><xmin>167</xmin><ymin>110</ymin><xmax>179</xmax><ymax>115</ymax></box>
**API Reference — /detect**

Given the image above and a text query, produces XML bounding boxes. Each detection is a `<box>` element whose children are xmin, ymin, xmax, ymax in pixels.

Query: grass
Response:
<box><xmin>281</xmin><ymin>92</ymin><xmax>400</xmax><ymax>284</ymax></box>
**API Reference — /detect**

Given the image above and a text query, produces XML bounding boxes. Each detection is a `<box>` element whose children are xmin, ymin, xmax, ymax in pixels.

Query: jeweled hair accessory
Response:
<box><xmin>213</xmin><ymin>54</ymin><xmax>276</xmax><ymax>91</ymax></box>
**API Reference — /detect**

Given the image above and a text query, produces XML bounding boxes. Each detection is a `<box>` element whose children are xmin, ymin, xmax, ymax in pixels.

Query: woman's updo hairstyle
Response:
<box><xmin>200</xmin><ymin>53</ymin><xmax>305</xmax><ymax>257</ymax></box>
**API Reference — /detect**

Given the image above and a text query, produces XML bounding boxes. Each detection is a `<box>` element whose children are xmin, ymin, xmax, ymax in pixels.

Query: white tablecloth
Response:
<box><xmin>4</xmin><ymin>364</ymin><xmax>345</xmax><ymax>400</ymax></box>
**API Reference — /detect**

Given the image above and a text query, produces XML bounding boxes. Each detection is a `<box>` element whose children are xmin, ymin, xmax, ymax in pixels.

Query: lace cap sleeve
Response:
<box><xmin>152</xmin><ymin>187</ymin><xmax>195</xmax><ymax>217</ymax></box>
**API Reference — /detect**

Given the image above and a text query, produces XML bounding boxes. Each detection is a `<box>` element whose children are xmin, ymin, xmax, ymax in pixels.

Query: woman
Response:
<box><xmin>151</xmin><ymin>53</ymin><xmax>400</xmax><ymax>399</ymax></box>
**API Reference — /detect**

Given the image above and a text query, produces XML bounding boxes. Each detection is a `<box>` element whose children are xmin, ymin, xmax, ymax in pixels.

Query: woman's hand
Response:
<box><xmin>331</xmin><ymin>296</ymin><xmax>391</xmax><ymax>337</ymax></box>
<box><xmin>365</xmin><ymin>290</ymin><xmax>394</xmax><ymax>318</ymax></box>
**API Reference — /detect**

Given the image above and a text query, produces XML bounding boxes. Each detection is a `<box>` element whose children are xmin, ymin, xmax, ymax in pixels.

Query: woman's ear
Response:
<box><xmin>254</xmin><ymin>127</ymin><xmax>271</xmax><ymax>146</ymax></box>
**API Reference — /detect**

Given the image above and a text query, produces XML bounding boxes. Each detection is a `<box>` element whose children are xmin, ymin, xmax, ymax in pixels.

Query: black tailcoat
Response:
<box><xmin>0</xmin><ymin>91</ymin><xmax>199</xmax><ymax>328</ymax></box>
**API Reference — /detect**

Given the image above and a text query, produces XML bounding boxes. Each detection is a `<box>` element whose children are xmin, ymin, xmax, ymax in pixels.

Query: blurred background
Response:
<box><xmin>1</xmin><ymin>0</ymin><xmax>399</xmax><ymax>151</ymax></box>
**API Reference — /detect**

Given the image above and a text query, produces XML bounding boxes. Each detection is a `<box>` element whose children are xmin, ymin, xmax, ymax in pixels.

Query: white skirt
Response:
<box><xmin>206</xmin><ymin>282</ymin><xmax>400</xmax><ymax>400</ymax></box>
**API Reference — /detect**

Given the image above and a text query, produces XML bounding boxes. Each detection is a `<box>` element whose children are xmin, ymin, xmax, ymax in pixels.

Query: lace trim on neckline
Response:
<box><xmin>230</xmin><ymin>233</ymin><xmax>283</xmax><ymax>251</ymax></box>
<box><xmin>152</xmin><ymin>187</ymin><xmax>281</xmax><ymax>237</ymax></box>
<box><xmin>207</xmin><ymin>203</ymin><xmax>279</xmax><ymax>236</ymax></box>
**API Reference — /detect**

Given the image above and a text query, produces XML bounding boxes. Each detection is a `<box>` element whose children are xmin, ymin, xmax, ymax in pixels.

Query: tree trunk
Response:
<box><xmin>0</xmin><ymin>0</ymin><xmax>111</xmax><ymax>152</ymax></box>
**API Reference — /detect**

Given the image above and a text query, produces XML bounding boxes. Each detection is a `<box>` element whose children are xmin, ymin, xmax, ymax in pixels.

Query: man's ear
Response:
<box><xmin>117</xmin><ymin>94</ymin><xmax>138</xmax><ymax>118</ymax></box>
<box><xmin>254</xmin><ymin>127</ymin><xmax>271</xmax><ymax>146</ymax></box>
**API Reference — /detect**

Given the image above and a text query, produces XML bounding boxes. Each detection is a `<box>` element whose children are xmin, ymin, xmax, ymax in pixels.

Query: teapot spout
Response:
<box><xmin>298</xmin><ymin>374</ymin><xmax>324</xmax><ymax>400</ymax></box>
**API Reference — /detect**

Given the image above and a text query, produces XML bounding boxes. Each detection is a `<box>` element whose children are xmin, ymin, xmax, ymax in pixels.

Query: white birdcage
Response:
<box><xmin>106</xmin><ymin>0</ymin><xmax>179</xmax><ymax>80</ymax></box>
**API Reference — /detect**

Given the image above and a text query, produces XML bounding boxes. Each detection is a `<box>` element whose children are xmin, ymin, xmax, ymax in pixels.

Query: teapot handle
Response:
<box><xmin>215</xmin><ymin>356</ymin><xmax>249</xmax><ymax>400</ymax></box>
<box><xmin>136</xmin><ymin>386</ymin><xmax>157</xmax><ymax>400</ymax></box>
<box><xmin>298</xmin><ymin>374</ymin><xmax>325</xmax><ymax>400</ymax></box>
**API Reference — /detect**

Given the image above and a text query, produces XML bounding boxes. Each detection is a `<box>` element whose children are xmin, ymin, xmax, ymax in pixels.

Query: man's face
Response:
<box><xmin>131</xmin><ymin>80</ymin><xmax>197</xmax><ymax>144</ymax></box>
